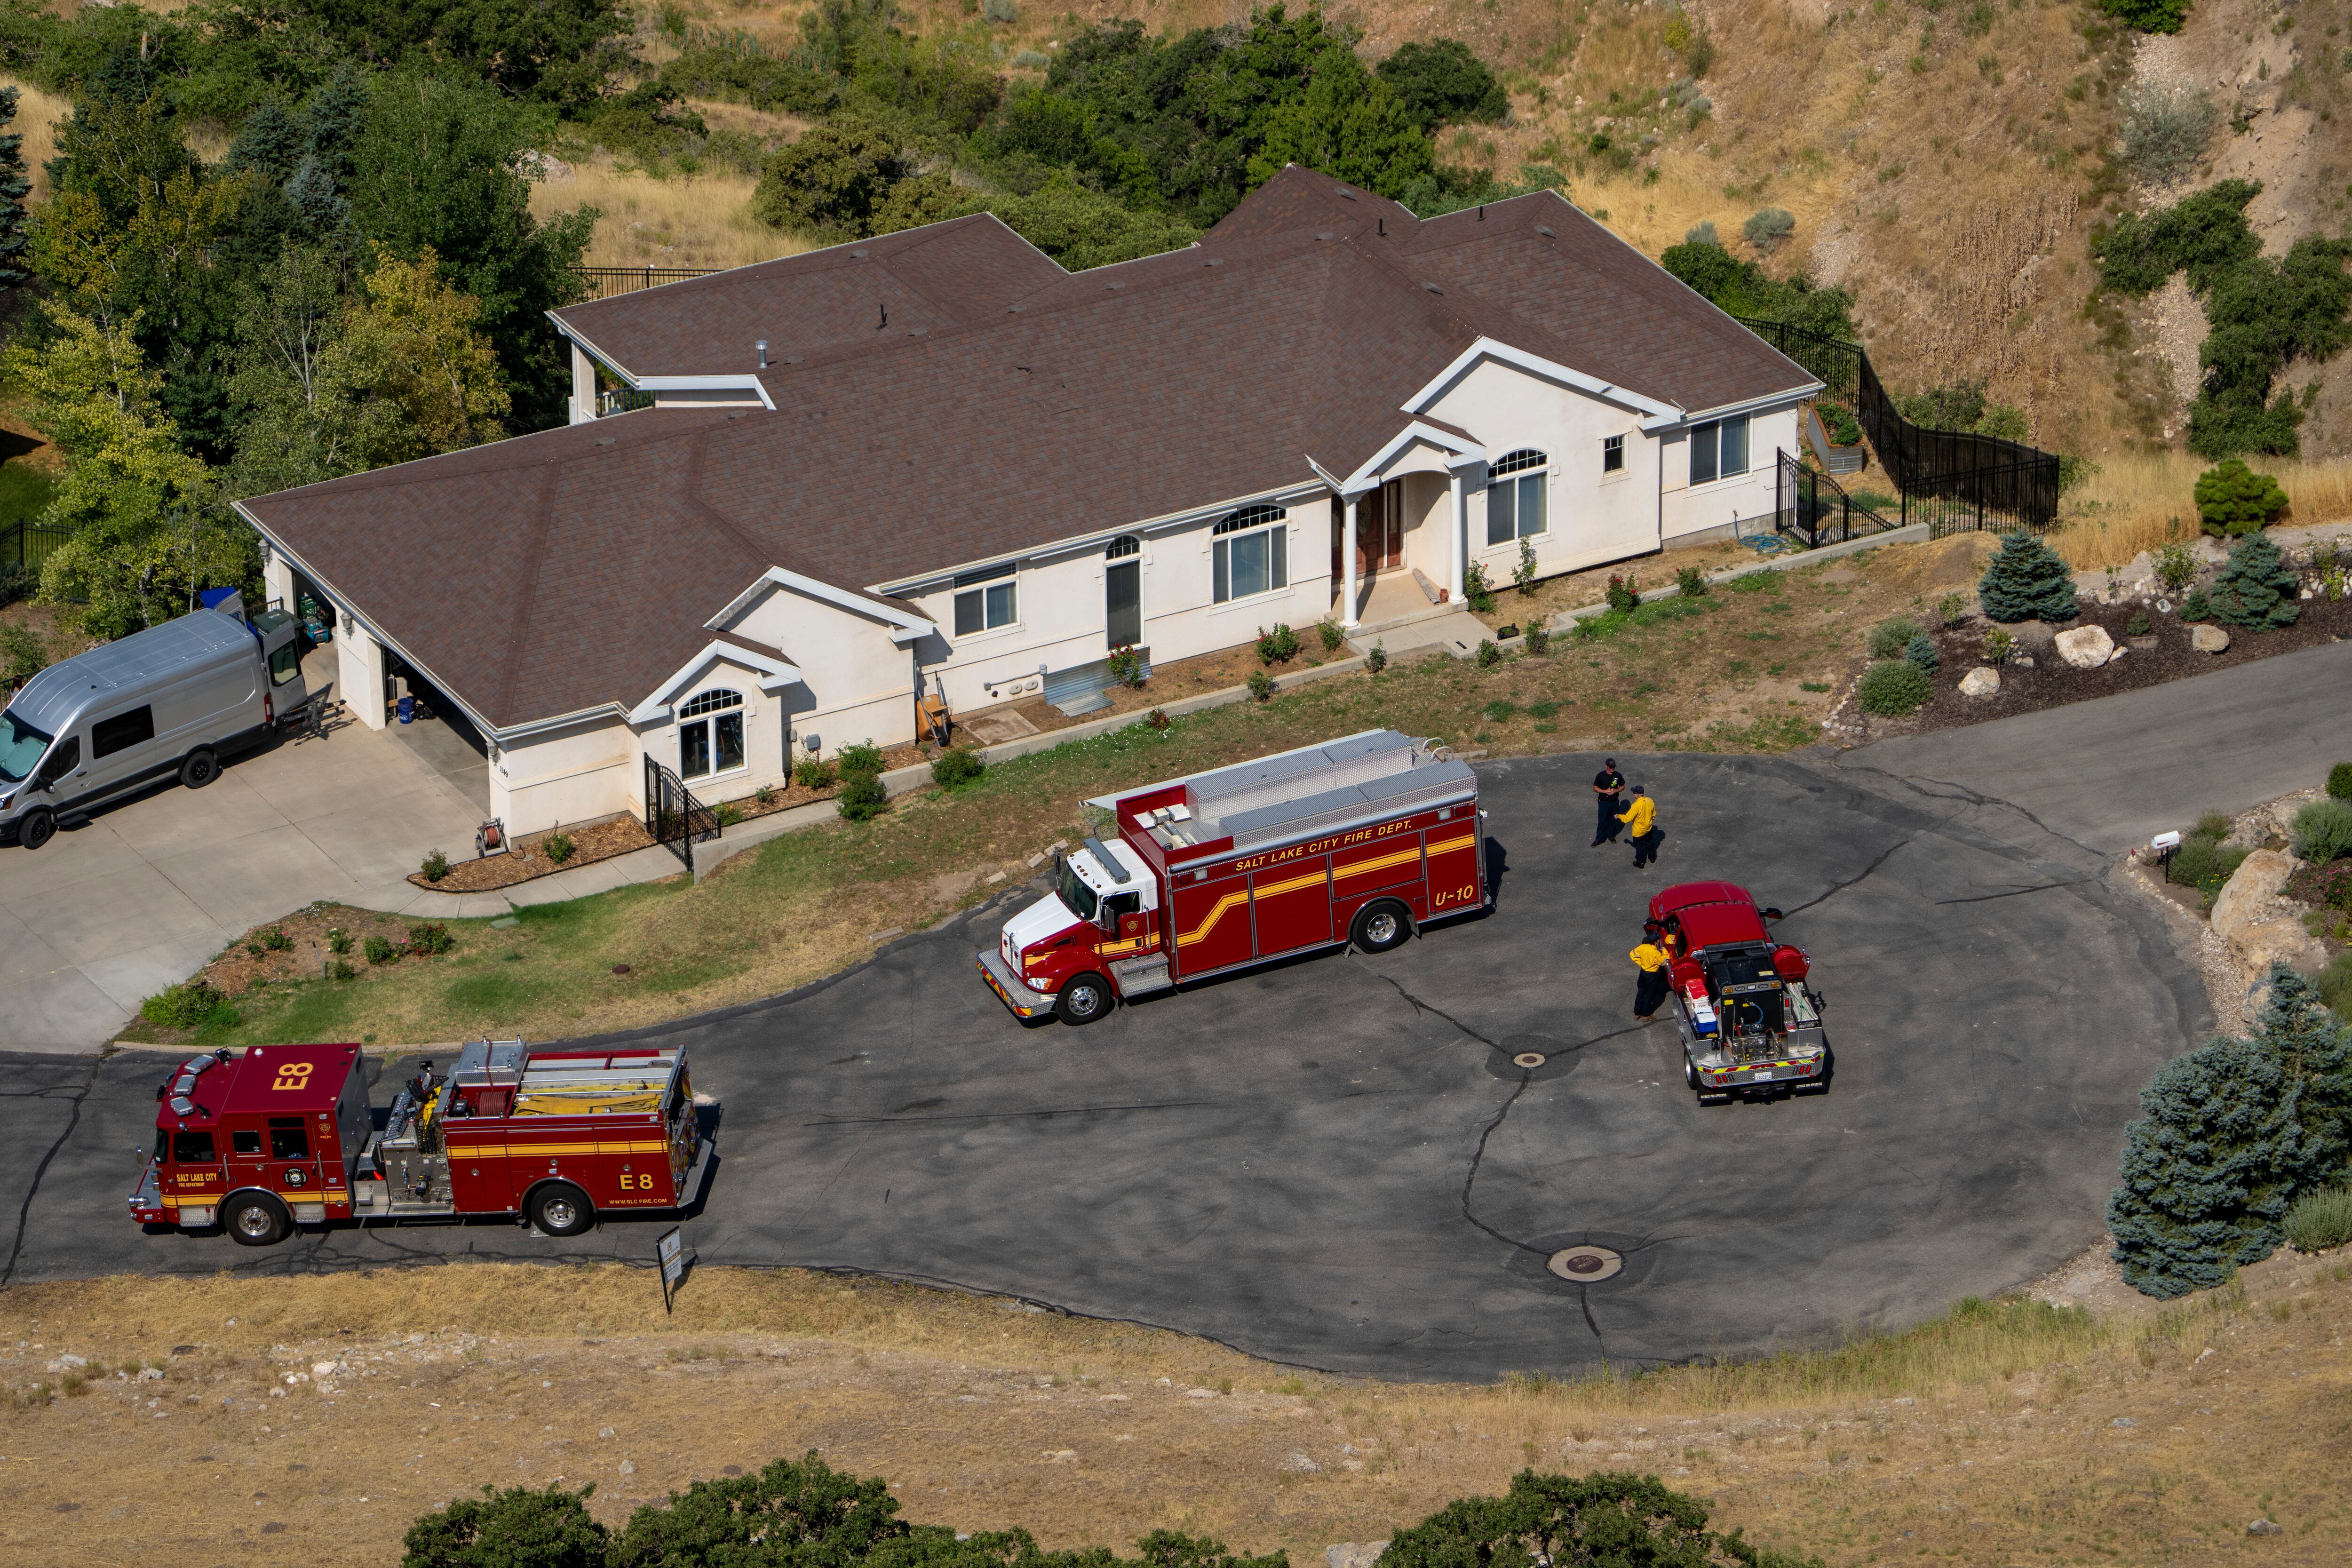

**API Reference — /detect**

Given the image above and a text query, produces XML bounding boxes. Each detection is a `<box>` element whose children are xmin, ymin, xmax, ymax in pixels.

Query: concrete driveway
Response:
<box><xmin>0</xmin><ymin>702</ymin><xmax>489</xmax><ymax>1052</ymax></box>
<box><xmin>0</xmin><ymin>752</ymin><xmax>2204</xmax><ymax>1380</ymax></box>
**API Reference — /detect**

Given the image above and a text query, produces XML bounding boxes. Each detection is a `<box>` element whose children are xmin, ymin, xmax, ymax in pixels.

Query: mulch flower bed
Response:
<box><xmin>1852</xmin><ymin>594</ymin><xmax>2352</xmax><ymax>741</ymax></box>
<box><xmin>191</xmin><ymin>906</ymin><xmax>461</xmax><ymax>1001</ymax></box>
<box><xmin>408</xmin><ymin>813</ymin><xmax>662</xmax><ymax>893</ymax></box>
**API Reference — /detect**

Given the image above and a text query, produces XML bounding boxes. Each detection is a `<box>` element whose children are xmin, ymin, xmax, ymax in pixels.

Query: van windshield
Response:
<box><xmin>1056</xmin><ymin>857</ymin><xmax>1099</xmax><ymax>923</ymax></box>
<box><xmin>0</xmin><ymin>710</ymin><xmax>51</xmax><ymax>784</ymax></box>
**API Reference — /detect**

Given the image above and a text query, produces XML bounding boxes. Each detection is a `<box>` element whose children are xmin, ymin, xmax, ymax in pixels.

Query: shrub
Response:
<box><xmin>1857</xmin><ymin>659</ymin><xmax>1931</xmax><ymax>716</ymax></box>
<box><xmin>1904</xmin><ymin>632</ymin><xmax>1939</xmax><ymax>675</ymax></box>
<box><xmin>1246</xmin><ymin>669</ymin><xmax>1275</xmax><ymax>701</ymax></box>
<box><xmin>326</xmin><ymin>927</ymin><xmax>353</xmax><ymax>955</ymax></box>
<box><xmin>755</xmin><ymin>783</ymin><xmax>776</xmax><ymax>806</ymax></box>
<box><xmin>1481</xmin><ymin>699</ymin><xmax>1514</xmax><ymax>721</ymax></box>
<box><xmin>1936</xmin><ymin>591</ymin><xmax>1969</xmax><ymax>626</ymax></box>
<box><xmin>258</xmin><ymin>924</ymin><xmax>293</xmax><ymax>952</ymax></box>
<box><xmin>1981</xmin><ymin>626</ymin><xmax>2014</xmax><ymax>664</ymax></box>
<box><xmin>1381</xmin><ymin>1470</ymin><xmax>1805</xmax><ymax>1568</ymax></box>
<box><xmin>407</xmin><ymin>922</ymin><xmax>454</xmax><ymax>955</ymax></box>
<box><xmin>1145</xmin><ymin>707</ymin><xmax>1170</xmax><ymax>731</ymax></box>
<box><xmin>0</xmin><ymin>621</ymin><xmax>44</xmax><ymax>689</ymax></box>
<box><xmin>140</xmin><ymin>979</ymin><xmax>228</xmax><ymax>1031</ymax></box>
<box><xmin>2293</xmin><ymin>798</ymin><xmax>2352</xmax><ymax>863</ymax></box>
<box><xmin>836</xmin><ymin>741</ymin><xmax>887</xmax><ymax>780</ymax></box>
<box><xmin>793</xmin><ymin>757</ymin><xmax>838</xmax><ymax>790</ymax></box>
<box><xmin>331</xmin><ymin>960</ymin><xmax>356</xmax><ymax>981</ymax></box>
<box><xmin>2098</xmin><ymin>0</ymin><xmax>2190</xmax><ymax>33</ymax></box>
<box><xmin>2108</xmin><ymin>969</ymin><xmax>2352</xmax><ymax>1296</ymax></box>
<box><xmin>1316</xmin><ymin>618</ymin><xmax>1345</xmax><ymax>653</ymax></box>
<box><xmin>364</xmin><ymin>934</ymin><xmax>398</xmax><ymax>965</ymax></box>
<box><xmin>2118</xmin><ymin>79</ymin><xmax>2216</xmax><ymax>188</ymax></box>
<box><xmin>982</xmin><ymin>0</ymin><xmax>1016</xmax><ymax>20</ymax></box>
<box><xmin>2166</xmin><ymin>838</ymin><xmax>2248</xmax><ymax>889</ymax></box>
<box><xmin>2206</xmin><ymin>531</ymin><xmax>2300</xmax><ymax>629</ymax></box>
<box><xmin>1743</xmin><ymin>207</ymin><xmax>1796</xmax><ymax>253</ymax></box>
<box><xmin>1684</xmin><ymin>219</ymin><xmax>1717</xmax><ymax>246</ymax></box>
<box><xmin>1676</xmin><ymin>565</ymin><xmax>1709</xmax><ymax>597</ymax></box>
<box><xmin>931</xmin><ymin>748</ymin><xmax>986</xmax><ymax>789</ymax></box>
<box><xmin>1474</xmin><ymin>638</ymin><xmax>1501</xmax><ymax>669</ymax></box>
<box><xmin>1822</xmin><ymin>403</ymin><xmax>1865</xmax><ymax>446</ymax></box>
<box><xmin>1524</xmin><ymin>623</ymin><xmax>1550</xmax><ymax>656</ymax></box>
<box><xmin>1255</xmin><ymin>623</ymin><xmax>1301</xmax><ymax>664</ymax></box>
<box><xmin>2325</xmin><ymin>951</ymin><xmax>2352</xmax><ymax>1020</ymax></box>
<box><xmin>2195</xmin><ymin>458</ymin><xmax>2290</xmax><ymax>536</ymax></box>
<box><xmin>1365</xmin><ymin>642</ymin><xmax>1388</xmax><ymax>673</ymax></box>
<box><xmin>836</xmin><ymin>774</ymin><xmax>888</xmax><ymax>821</ymax></box>
<box><xmin>2181</xmin><ymin>587</ymin><xmax>2211</xmax><ymax>621</ymax></box>
<box><xmin>1011</xmin><ymin>47</ymin><xmax>1047</xmax><ymax>67</ymax></box>
<box><xmin>2155</xmin><ymin>540</ymin><xmax>2199</xmax><ymax>593</ymax></box>
<box><xmin>543</xmin><ymin>831</ymin><xmax>575</xmax><ymax>866</ymax></box>
<box><xmin>2330</xmin><ymin>763</ymin><xmax>2352</xmax><ymax>801</ymax></box>
<box><xmin>1605</xmin><ymin>573</ymin><xmax>1638</xmax><ymax>613</ymax></box>
<box><xmin>420</xmin><ymin>848</ymin><xmax>450</xmax><ymax>883</ymax></box>
<box><xmin>1464</xmin><ymin>563</ymin><xmax>1497</xmax><ymax>613</ymax></box>
<box><xmin>1866</xmin><ymin>614</ymin><xmax>1924</xmax><ymax>660</ymax></box>
<box><xmin>713</xmin><ymin>801</ymin><xmax>745</xmax><ymax>828</ymax></box>
<box><xmin>2125</xmin><ymin>609</ymin><xmax>2152</xmax><ymax>637</ymax></box>
<box><xmin>1373</xmin><ymin>38</ymin><xmax>1509</xmax><ymax>130</ymax></box>
<box><xmin>1512</xmin><ymin>537</ymin><xmax>1539</xmax><ymax>596</ymax></box>
<box><xmin>1105</xmin><ymin>645</ymin><xmax>1145</xmax><ymax>688</ymax></box>
<box><xmin>402</xmin><ymin>1481</ymin><xmax>608</xmax><ymax>1568</ymax></box>
<box><xmin>2285</xmin><ymin>1184</ymin><xmax>2352</xmax><ymax>1252</ymax></box>
<box><xmin>1978</xmin><ymin>531</ymin><xmax>2078</xmax><ymax>623</ymax></box>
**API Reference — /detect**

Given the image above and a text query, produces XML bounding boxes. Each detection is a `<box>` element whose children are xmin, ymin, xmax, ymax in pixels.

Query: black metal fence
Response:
<box><xmin>574</xmin><ymin>265</ymin><xmax>719</xmax><ymax>301</ymax></box>
<box><xmin>0</xmin><ymin>519</ymin><xmax>71</xmax><ymax>577</ymax></box>
<box><xmin>1775</xmin><ymin>451</ymin><xmax>1899</xmax><ymax>549</ymax></box>
<box><xmin>644</xmin><ymin>755</ymin><xmax>719</xmax><ymax>872</ymax></box>
<box><xmin>1736</xmin><ymin>316</ymin><xmax>2061</xmax><ymax>534</ymax></box>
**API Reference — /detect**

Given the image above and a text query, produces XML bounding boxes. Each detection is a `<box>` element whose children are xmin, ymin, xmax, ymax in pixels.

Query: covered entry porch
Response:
<box><xmin>1322</xmin><ymin>422</ymin><xmax>1482</xmax><ymax>628</ymax></box>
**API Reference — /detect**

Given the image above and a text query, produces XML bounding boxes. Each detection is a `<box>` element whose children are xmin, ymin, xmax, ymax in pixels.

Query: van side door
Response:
<box><xmin>86</xmin><ymin>704</ymin><xmax>159</xmax><ymax>798</ymax></box>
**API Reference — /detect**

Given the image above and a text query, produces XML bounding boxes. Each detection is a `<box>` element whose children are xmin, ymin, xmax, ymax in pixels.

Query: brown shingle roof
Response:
<box><xmin>246</xmin><ymin>167</ymin><xmax>1816</xmax><ymax>732</ymax></box>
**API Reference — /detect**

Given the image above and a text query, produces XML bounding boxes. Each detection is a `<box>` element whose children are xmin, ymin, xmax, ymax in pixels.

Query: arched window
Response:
<box><xmin>678</xmin><ymin>688</ymin><xmax>745</xmax><ymax>780</ymax></box>
<box><xmin>1105</xmin><ymin>534</ymin><xmax>1140</xmax><ymax>559</ymax></box>
<box><xmin>1486</xmin><ymin>449</ymin><xmax>1549</xmax><ymax>545</ymax></box>
<box><xmin>1212</xmin><ymin>505</ymin><xmax>1287</xmax><ymax>603</ymax></box>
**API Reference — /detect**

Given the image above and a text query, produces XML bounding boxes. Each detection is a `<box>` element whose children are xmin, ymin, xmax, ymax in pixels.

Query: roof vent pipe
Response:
<box><xmin>1478</xmin><ymin>205</ymin><xmax>1485</xmax><ymax>220</ymax></box>
<box><xmin>756</xmin><ymin>339</ymin><xmax>768</xmax><ymax>368</ymax></box>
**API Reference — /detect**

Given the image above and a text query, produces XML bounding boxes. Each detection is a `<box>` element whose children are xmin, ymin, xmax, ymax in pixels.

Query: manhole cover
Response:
<box><xmin>1546</xmin><ymin>1245</ymin><xmax>1623</xmax><ymax>1282</ymax></box>
<box><xmin>1512</xmin><ymin>1051</ymin><xmax>1547</xmax><ymax>1069</ymax></box>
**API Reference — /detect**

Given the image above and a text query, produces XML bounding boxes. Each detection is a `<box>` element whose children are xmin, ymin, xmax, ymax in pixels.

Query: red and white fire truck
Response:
<box><xmin>1650</xmin><ymin>880</ymin><xmax>1831</xmax><ymax>1103</ymax></box>
<box><xmin>978</xmin><ymin>729</ymin><xmax>1485</xmax><ymax>1023</ymax></box>
<box><xmin>128</xmin><ymin>1037</ymin><xmax>707</xmax><ymax>1246</ymax></box>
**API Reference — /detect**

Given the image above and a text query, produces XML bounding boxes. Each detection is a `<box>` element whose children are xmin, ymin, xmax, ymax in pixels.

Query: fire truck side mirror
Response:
<box><xmin>1760</xmin><ymin>907</ymin><xmax>1784</xmax><ymax>921</ymax></box>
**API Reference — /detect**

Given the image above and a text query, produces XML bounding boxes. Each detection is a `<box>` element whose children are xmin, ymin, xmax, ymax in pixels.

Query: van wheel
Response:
<box><xmin>1351</xmin><ymin>900</ymin><xmax>1413</xmax><ymax>954</ymax></box>
<box><xmin>16</xmin><ymin>808</ymin><xmax>54</xmax><ymax>851</ymax></box>
<box><xmin>1056</xmin><ymin>973</ymin><xmax>1112</xmax><ymax>1025</ymax></box>
<box><xmin>529</xmin><ymin>1182</ymin><xmax>595</xmax><ymax>1238</ymax></box>
<box><xmin>179</xmin><ymin>749</ymin><xmax>219</xmax><ymax>789</ymax></box>
<box><xmin>222</xmin><ymin>1192</ymin><xmax>291</xmax><ymax>1247</ymax></box>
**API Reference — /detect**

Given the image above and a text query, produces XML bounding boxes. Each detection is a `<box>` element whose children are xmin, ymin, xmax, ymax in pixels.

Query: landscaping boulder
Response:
<box><xmin>2209</xmin><ymin>849</ymin><xmax>2296</xmax><ymax>944</ymax></box>
<box><xmin>2192</xmin><ymin>623</ymin><xmax>2231</xmax><ymax>653</ymax></box>
<box><xmin>2054</xmin><ymin>624</ymin><xmax>2116</xmax><ymax>668</ymax></box>
<box><xmin>1958</xmin><ymin>666</ymin><xmax>2002</xmax><ymax>698</ymax></box>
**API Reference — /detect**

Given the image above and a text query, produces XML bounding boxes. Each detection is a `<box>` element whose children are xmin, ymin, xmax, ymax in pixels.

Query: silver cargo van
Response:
<box><xmin>0</xmin><ymin>604</ymin><xmax>307</xmax><ymax>850</ymax></box>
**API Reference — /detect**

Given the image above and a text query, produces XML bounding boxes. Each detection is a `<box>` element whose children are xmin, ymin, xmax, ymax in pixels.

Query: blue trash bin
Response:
<box><xmin>397</xmin><ymin>695</ymin><xmax>415</xmax><ymax>724</ymax></box>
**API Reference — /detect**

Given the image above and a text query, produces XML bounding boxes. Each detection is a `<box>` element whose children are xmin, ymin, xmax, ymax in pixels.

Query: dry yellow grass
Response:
<box><xmin>0</xmin><ymin>76</ymin><xmax>70</xmax><ymax>202</ymax></box>
<box><xmin>4</xmin><ymin>1252</ymin><xmax>2348</xmax><ymax>1568</ymax></box>
<box><xmin>2050</xmin><ymin>450</ymin><xmax>2352</xmax><ymax>570</ymax></box>
<box><xmin>533</xmin><ymin>153</ymin><xmax>811</xmax><ymax>271</ymax></box>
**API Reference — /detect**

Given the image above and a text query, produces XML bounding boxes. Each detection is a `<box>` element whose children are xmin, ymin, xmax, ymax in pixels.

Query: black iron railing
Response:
<box><xmin>1736</xmin><ymin>316</ymin><xmax>2061</xmax><ymax>533</ymax></box>
<box><xmin>1775</xmin><ymin>451</ymin><xmax>1900</xmax><ymax>549</ymax></box>
<box><xmin>0</xmin><ymin>519</ymin><xmax>71</xmax><ymax>577</ymax></box>
<box><xmin>644</xmin><ymin>755</ymin><xmax>719</xmax><ymax>872</ymax></box>
<box><xmin>573</xmin><ymin>265</ymin><xmax>719</xmax><ymax>301</ymax></box>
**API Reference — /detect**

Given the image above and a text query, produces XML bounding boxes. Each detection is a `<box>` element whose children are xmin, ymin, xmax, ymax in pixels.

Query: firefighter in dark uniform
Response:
<box><xmin>1591</xmin><ymin>757</ymin><xmax>1626</xmax><ymax>846</ymax></box>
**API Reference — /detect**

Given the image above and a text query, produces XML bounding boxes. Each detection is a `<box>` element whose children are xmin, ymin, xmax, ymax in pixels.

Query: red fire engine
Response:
<box><xmin>979</xmin><ymin>729</ymin><xmax>1485</xmax><ymax>1023</ymax></box>
<box><xmin>129</xmin><ymin>1037</ymin><xmax>707</xmax><ymax>1246</ymax></box>
<box><xmin>1649</xmin><ymin>880</ymin><xmax>1831</xmax><ymax>1103</ymax></box>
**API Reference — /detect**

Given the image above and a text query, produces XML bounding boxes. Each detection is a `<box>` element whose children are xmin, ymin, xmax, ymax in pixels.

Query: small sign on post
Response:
<box><xmin>657</xmin><ymin>1226</ymin><xmax>689</xmax><ymax>1313</ymax></box>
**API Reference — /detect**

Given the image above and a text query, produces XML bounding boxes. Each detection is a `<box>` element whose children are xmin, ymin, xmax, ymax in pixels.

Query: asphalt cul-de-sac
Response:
<box><xmin>0</xmin><ymin>751</ymin><xmax>2206</xmax><ymax>1381</ymax></box>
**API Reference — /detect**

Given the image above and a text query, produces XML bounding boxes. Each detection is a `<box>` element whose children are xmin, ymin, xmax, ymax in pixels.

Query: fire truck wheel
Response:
<box><xmin>179</xmin><ymin>749</ymin><xmax>219</xmax><ymax>789</ymax></box>
<box><xmin>1056</xmin><ymin>973</ymin><xmax>1112</xmax><ymax>1026</ymax></box>
<box><xmin>1350</xmin><ymin>900</ymin><xmax>1413</xmax><ymax>954</ymax></box>
<box><xmin>15</xmin><ymin>807</ymin><xmax>54</xmax><ymax>851</ymax></box>
<box><xmin>222</xmin><ymin>1192</ymin><xmax>291</xmax><ymax>1247</ymax></box>
<box><xmin>529</xmin><ymin>1182</ymin><xmax>596</xmax><ymax>1237</ymax></box>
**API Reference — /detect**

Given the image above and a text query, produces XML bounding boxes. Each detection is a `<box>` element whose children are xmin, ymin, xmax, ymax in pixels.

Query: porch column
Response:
<box><xmin>1448</xmin><ymin>469</ymin><xmax>1468</xmax><ymax>603</ymax></box>
<box><xmin>1341</xmin><ymin>494</ymin><xmax>1360</xmax><ymax>628</ymax></box>
<box><xmin>339</xmin><ymin>624</ymin><xmax>388</xmax><ymax>730</ymax></box>
<box><xmin>570</xmin><ymin>342</ymin><xmax>597</xmax><ymax>425</ymax></box>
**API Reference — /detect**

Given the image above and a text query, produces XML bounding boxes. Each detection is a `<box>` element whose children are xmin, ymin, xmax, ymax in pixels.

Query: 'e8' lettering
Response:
<box><xmin>272</xmin><ymin>1062</ymin><xmax>315</xmax><ymax>1092</ymax></box>
<box><xmin>618</xmin><ymin>1172</ymin><xmax>657</xmax><ymax>1191</ymax></box>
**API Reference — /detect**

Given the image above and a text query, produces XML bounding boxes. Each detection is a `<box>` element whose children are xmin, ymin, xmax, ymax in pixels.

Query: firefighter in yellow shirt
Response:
<box><xmin>1630</xmin><ymin>928</ymin><xmax>1671</xmax><ymax>1021</ymax></box>
<box><xmin>1616</xmin><ymin>784</ymin><xmax>1661</xmax><ymax>868</ymax></box>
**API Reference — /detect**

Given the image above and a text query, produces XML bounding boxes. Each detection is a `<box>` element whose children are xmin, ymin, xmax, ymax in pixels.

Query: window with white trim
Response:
<box><xmin>1687</xmin><ymin>414</ymin><xmax>1750</xmax><ymax>486</ymax></box>
<box><xmin>953</xmin><ymin>562</ymin><xmax>1018</xmax><ymax>636</ymax></box>
<box><xmin>1212</xmin><ymin>504</ymin><xmax>1287</xmax><ymax>603</ymax></box>
<box><xmin>1602</xmin><ymin>434</ymin><xmax>1624</xmax><ymax>473</ymax></box>
<box><xmin>678</xmin><ymin>687</ymin><xmax>745</xmax><ymax>780</ymax></box>
<box><xmin>1486</xmin><ymin>449</ymin><xmax>1549</xmax><ymax>545</ymax></box>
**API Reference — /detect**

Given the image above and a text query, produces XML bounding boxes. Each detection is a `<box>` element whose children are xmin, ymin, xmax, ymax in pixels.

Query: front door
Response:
<box><xmin>1378</xmin><ymin>479</ymin><xmax>1404</xmax><ymax>569</ymax></box>
<box><xmin>1106</xmin><ymin>559</ymin><xmax>1140</xmax><ymax>648</ymax></box>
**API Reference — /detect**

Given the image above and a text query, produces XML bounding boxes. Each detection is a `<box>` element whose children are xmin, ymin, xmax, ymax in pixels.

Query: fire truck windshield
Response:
<box><xmin>1057</xmin><ymin>857</ymin><xmax>1099</xmax><ymax>923</ymax></box>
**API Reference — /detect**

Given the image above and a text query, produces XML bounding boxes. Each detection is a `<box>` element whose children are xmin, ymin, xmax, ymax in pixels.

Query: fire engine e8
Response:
<box><xmin>128</xmin><ymin>1038</ymin><xmax>708</xmax><ymax>1246</ymax></box>
<box><xmin>979</xmin><ymin>729</ymin><xmax>1486</xmax><ymax>1024</ymax></box>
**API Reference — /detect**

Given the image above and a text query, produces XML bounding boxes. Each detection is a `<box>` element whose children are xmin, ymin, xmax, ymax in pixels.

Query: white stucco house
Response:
<box><xmin>236</xmin><ymin>166</ymin><xmax>1820</xmax><ymax>836</ymax></box>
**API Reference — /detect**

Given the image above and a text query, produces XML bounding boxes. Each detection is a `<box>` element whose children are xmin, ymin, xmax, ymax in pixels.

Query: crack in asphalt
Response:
<box><xmin>1780</xmin><ymin>836</ymin><xmax>1911</xmax><ymax>918</ymax></box>
<box><xmin>1932</xmin><ymin>874</ymin><xmax>2105</xmax><ymax>906</ymax></box>
<box><xmin>3</xmin><ymin>1054</ymin><xmax>102</xmax><ymax>1287</ymax></box>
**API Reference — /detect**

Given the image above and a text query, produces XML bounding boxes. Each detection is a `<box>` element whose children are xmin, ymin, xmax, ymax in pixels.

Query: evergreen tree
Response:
<box><xmin>2205</xmin><ymin>529</ymin><xmax>2301</xmax><ymax>629</ymax></box>
<box><xmin>2107</xmin><ymin>965</ymin><xmax>2352</xmax><ymax>1298</ymax></box>
<box><xmin>1976</xmin><ymin>530</ymin><xmax>2078</xmax><ymax>623</ymax></box>
<box><xmin>0</xmin><ymin>86</ymin><xmax>30</xmax><ymax>289</ymax></box>
<box><xmin>1903</xmin><ymin>631</ymin><xmax>1939</xmax><ymax>675</ymax></box>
